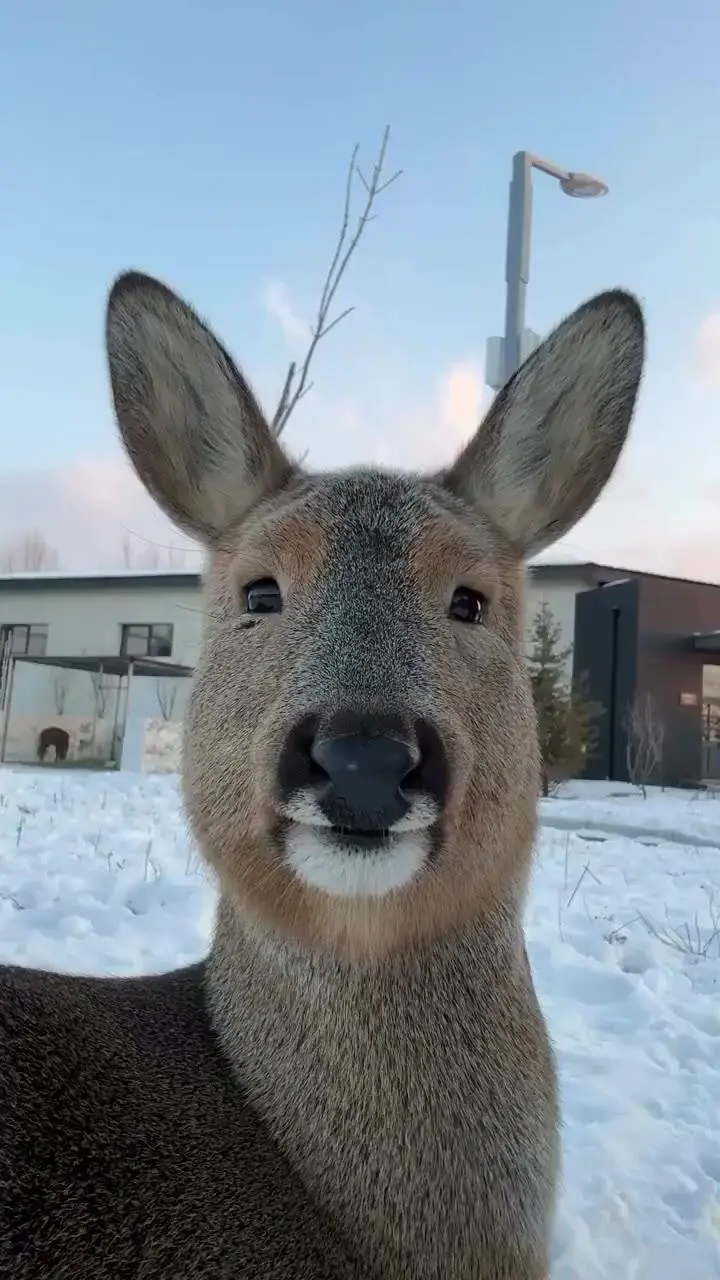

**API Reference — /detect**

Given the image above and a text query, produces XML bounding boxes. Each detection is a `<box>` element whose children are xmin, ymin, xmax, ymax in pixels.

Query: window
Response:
<box><xmin>119</xmin><ymin>623</ymin><xmax>173</xmax><ymax>659</ymax></box>
<box><xmin>0</xmin><ymin>623</ymin><xmax>49</xmax><ymax>657</ymax></box>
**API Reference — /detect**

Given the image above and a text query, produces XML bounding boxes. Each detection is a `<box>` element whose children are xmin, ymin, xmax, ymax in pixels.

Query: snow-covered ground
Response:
<box><xmin>1</xmin><ymin>768</ymin><xmax>719</xmax><ymax>1278</ymax></box>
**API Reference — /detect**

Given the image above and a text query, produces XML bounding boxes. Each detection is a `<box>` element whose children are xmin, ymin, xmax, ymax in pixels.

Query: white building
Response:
<box><xmin>0</xmin><ymin>560</ymin><xmax>623</xmax><ymax>765</ymax></box>
<box><xmin>0</xmin><ymin>569</ymin><xmax>201</xmax><ymax>766</ymax></box>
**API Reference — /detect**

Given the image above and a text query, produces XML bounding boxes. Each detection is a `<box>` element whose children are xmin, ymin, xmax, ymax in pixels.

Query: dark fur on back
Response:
<box><xmin>0</xmin><ymin>963</ymin><xmax>359</xmax><ymax>1279</ymax></box>
<box><xmin>37</xmin><ymin>726</ymin><xmax>70</xmax><ymax>763</ymax></box>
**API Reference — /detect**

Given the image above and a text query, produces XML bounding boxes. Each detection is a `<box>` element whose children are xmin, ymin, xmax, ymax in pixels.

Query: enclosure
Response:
<box><xmin>0</xmin><ymin>653</ymin><xmax>192</xmax><ymax>771</ymax></box>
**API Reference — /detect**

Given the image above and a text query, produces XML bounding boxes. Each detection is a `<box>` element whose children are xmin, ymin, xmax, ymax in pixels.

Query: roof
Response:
<box><xmin>1</xmin><ymin>561</ymin><xmax>720</xmax><ymax>592</ymax></box>
<box><xmin>527</xmin><ymin>560</ymin><xmax>615</xmax><ymax>586</ymax></box>
<box><xmin>12</xmin><ymin>654</ymin><xmax>193</xmax><ymax>678</ymax></box>
<box><xmin>0</xmin><ymin>568</ymin><xmax>202</xmax><ymax>592</ymax></box>
<box><xmin>529</xmin><ymin>561</ymin><xmax>720</xmax><ymax>590</ymax></box>
<box><xmin>0</xmin><ymin>561</ymin><xmax>601</xmax><ymax>589</ymax></box>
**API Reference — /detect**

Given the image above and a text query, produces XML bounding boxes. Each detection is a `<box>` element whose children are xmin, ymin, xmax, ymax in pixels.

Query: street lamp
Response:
<box><xmin>486</xmin><ymin>151</ymin><xmax>608</xmax><ymax>390</ymax></box>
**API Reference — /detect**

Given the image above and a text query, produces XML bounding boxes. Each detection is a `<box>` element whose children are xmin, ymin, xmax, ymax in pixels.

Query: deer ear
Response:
<box><xmin>106</xmin><ymin>272</ymin><xmax>294</xmax><ymax>543</ymax></box>
<box><xmin>442</xmin><ymin>290</ymin><xmax>645</xmax><ymax>556</ymax></box>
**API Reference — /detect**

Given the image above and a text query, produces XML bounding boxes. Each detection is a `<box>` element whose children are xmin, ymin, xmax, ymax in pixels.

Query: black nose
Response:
<box><xmin>277</xmin><ymin>714</ymin><xmax>450</xmax><ymax>833</ymax></box>
<box><xmin>311</xmin><ymin>733</ymin><xmax>416</xmax><ymax>831</ymax></box>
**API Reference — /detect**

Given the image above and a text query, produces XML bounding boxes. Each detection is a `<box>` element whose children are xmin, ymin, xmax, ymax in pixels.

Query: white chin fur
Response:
<box><xmin>285</xmin><ymin>825</ymin><xmax>429</xmax><ymax>899</ymax></box>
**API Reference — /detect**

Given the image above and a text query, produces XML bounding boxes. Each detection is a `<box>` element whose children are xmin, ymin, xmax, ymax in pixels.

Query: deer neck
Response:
<box><xmin>206</xmin><ymin>893</ymin><xmax>558</xmax><ymax>1280</ymax></box>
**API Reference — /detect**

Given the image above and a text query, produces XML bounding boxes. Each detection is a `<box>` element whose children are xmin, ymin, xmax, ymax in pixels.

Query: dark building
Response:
<box><xmin>572</xmin><ymin>571</ymin><xmax>720</xmax><ymax>787</ymax></box>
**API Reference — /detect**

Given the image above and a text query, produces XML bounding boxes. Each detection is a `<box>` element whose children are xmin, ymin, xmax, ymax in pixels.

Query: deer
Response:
<box><xmin>0</xmin><ymin>271</ymin><xmax>645</xmax><ymax>1279</ymax></box>
<box><xmin>37</xmin><ymin>724</ymin><xmax>70</xmax><ymax>763</ymax></box>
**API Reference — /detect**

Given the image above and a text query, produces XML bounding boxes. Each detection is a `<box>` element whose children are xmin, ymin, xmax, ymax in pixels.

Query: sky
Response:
<box><xmin>2</xmin><ymin>0</ymin><xmax>720</xmax><ymax>578</ymax></box>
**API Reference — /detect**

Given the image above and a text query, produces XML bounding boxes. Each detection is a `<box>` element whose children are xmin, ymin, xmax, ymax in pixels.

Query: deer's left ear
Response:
<box><xmin>441</xmin><ymin>290</ymin><xmax>645</xmax><ymax>556</ymax></box>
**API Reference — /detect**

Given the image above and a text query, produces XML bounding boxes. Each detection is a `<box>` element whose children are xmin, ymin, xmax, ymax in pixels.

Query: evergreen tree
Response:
<box><xmin>527</xmin><ymin>603</ymin><xmax>601</xmax><ymax>795</ymax></box>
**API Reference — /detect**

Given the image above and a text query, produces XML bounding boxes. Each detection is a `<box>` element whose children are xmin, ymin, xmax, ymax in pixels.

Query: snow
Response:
<box><xmin>1</xmin><ymin>769</ymin><xmax>719</xmax><ymax>1278</ymax></box>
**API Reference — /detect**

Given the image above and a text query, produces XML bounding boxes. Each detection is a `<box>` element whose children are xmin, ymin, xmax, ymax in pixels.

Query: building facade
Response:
<box><xmin>0</xmin><ymin>570</ymin><xmax>204</xmax><ymax>763</ymax></box>
<box><xmin>9</xmin><ymin>559</ymin><xmax>711</xmax><ymax>783</ymax></box>
<box><xmin>0</xmin><ymin>560</ymin><xmax>597</xmax><ymax>699</ymax></box>
<box><xmin>574</xmin><ymin>573</ymin><xmax>720</xmax><ymax>787</ymax></box>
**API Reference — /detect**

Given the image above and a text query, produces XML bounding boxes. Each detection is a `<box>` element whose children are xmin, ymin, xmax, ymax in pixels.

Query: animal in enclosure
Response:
<box><xmin>36</xmin><ymin>724</ymin><xmax>70</xmax><ymax>763</ymax></box>
<box><xmin>0</xmin><ymin>270</ymin><xmax>645</xmax><ymax>1279</ymax></box>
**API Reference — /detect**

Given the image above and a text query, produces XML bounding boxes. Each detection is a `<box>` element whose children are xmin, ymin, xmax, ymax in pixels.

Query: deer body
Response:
<box><xmin>0</xmin><ymin>270</ymin><xmax>645</xmax><ymax>1278</ymax></box>
<box><xmin>0</xmin><ymin>962</ymin><xmax>359</xmax><ymax>1279</ymax></box>
<box><xmin>208</xmin><ymin>903</ymin><xmax>558</xmax><ymax>1279</ymax></box>
<box><xmin>37</xmin><ymin>724</ymin><xmax>70</xmax><ymax>762</ymax></box>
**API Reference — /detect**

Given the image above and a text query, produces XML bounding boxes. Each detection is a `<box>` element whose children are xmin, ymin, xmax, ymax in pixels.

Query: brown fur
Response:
<box><xmin>0</xmin><ymin>270</ymin><xmax>645</xmax><ymax>1278</ymax></box>
<box><xmin>0</xmin><ymin>964</ymin><xmax>359</xmax><ymax>1279</ymax></box>
<box><xmin>37</xmin><ymin>725</ymin><xmax>70</xmax><ymax>763</ymax></box>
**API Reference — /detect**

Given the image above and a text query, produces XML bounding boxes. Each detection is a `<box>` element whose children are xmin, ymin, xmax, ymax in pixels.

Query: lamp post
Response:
<box><xmin>486</xmin><ymin>151</ymin><xmax>608</xmax><ymax>391</ymax></box>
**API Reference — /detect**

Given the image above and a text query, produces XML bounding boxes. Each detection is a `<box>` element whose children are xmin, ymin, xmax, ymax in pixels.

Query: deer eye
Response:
<box><xmin>448</xmin><ymin>587</ymin><xmax>485</xmax><ymax>625</ymax></box>
<box><xmin>244</xmin><ymin>578</ymin><xmax>283</xmax><ymax>615</ymax></box>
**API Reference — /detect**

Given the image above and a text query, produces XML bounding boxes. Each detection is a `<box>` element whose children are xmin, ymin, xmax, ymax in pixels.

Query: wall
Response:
<box><xmin>636</xmin><ymin>576</ymin><xmax>720</xmax><ymax>787</ymax></box>
<box><xmin>2</xmin><ymin>714</ymin><xmax>116</xmax><ymax>765</ymax></box>
<box><xmin>0</xmin><ymin>568</ymin><xmax>597</xmax><ymax>719</ymax></box>
<box><xmin>573</xmin><ymin>580</ymin><xmax>640</xmax><ymax>782</ymax></box>
<box><xmin>0</xmin><ymin>565</ymin><xmax>610</xmax><ymax>768</ymax></box>
<box><xmin>0</xmin><ymin>576</ymin><xmax>203</xmax><ymax>660</ymax></box>
<box><xmin>120</xmin><ymin>717</ymin><xmax>183</xmax><ymax>773</ymax></box>
<box><xmin>142</xmin><ymin>719</ymin><xmax>183</xmax><ymax>773</ymax></box>
<box><xmin>525</xmin><ymin>574</ymin><xmax>593</xmax><ymax>679</ymax></box>
<box><xmin>0</xmin><ymin>573</ymin><xmax>202</xmax><ymax>729</ymax></box>
<box><xmin>573</xmin><ymin>575</ymin><xmax>720</xmax><ymax>787</ymax></box>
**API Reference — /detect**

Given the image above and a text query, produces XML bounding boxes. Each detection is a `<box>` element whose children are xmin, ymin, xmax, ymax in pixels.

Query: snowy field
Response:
<box><xmin>1</xmin><ymin>768</ymin><xmax>719</xmax><ymax>1278</ymax></box>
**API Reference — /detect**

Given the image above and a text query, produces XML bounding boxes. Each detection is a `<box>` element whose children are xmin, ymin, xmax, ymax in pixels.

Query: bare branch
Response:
<box><xmin>625</xmin><ymin>692</ymin><xmax>665</xmax><ymax>797</ymax></box>
<box><xmin>271</xmin><ymin>125</ymin><xmax>402</xmax><ymax>437</ymax></box>
<box><xmin>52</xmin><ymin>674</ymin><xmax>69</xmax><ymax>716</ymax></box>
<box><xmin>120</xmin><ymin>533</ymin><xmax>137</xmax><ymax>568</ymax></box>
<box><xmin>0</xmin><ymin>530</ymin><xmax>59</xmax><ymax>572</ymax></box>
<box><xmin>89</xmin><ymin>670</ymin><xmax>113</xmax><ymax>720</ymax></box>
<box><xmin>272</xmin><ymin>361</ymin><xmax>297</xmax><ymax>432</ymax></box>
<box><xmin>317</xmin><ymin>305</ymin><xmax>355</xmax><ymax>341</ymax></box>
<box><xmin>118</xmin><ymin>533</ymin><xmax>194</xmax><ymax>570</ymax></box>
<box><xmin>155</xmin><ymin>679</ymin><xmax>178</xmax><ymax>722</ymax></box>
<box><xmin>639</xmin><ymin>887</ymin><xmax>720</xmax><ymax>959</ymax></box>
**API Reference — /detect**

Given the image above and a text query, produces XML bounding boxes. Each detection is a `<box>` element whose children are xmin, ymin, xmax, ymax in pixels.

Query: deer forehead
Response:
<box><xmin>229</xmin><ymin>468</ymin><xmax>510</xmax><ymax>601</ymax></box>
<box><xmin>202</xmin><ymin>471</ymin><xmax>526</xmax><ymax>720</ymax></box>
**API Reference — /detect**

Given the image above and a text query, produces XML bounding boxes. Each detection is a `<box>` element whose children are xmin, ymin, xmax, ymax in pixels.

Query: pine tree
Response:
<box><xmin>527</xmin><ymin>603</ymin><xmax>601</xmax><ymax>795</ymax></box>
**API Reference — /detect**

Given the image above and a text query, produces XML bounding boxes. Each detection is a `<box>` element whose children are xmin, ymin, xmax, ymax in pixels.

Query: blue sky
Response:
<box><xmin>2</xmin><ymin>0</ymin><xmax>720</xmax><ymax>574</ymax></box>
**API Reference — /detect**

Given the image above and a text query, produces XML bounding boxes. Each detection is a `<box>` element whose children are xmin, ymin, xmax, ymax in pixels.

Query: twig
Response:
<box><xmin>566</xmin><ymin>862</ymin><xmax>595</xmax><ymax>909</ymax></box>
<box><xmin>639</xmin><ymin>889</ymin><xmax>720</xmax><ymax>958</ymax></box>
<box><xmin>605</xmin><ymin>916</ymin><xmax>641</xmax><ymax>944</ymax></box>
<box><xmin>271</xmin><ymin>126</ymin><xmax>402</xmax><ymax>437</ymax></box>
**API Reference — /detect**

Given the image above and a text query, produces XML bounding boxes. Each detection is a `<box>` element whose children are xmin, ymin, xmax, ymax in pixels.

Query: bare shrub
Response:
<box><xmin>639</xmin><ymin>888</ymin><xmax>720</xmax><ymax>959</ymax></box>
<box><xmin>0</xmin><ymin>531</ymin><xmax>59</xmax><ymax>572</ymax></box>
<box><xmin>89</xmin><ymin>671</ymin><xmax>112</xmax><ymax>720</ymax></box>
<box><xmin>119</xmin><ymin>533</ymin><xmax>190</xmax><ymax>570</ymax></box>
<box><xmin>155</xmin><ymin>680</ymin><xmax>178</xmax><ymax>721</ymax></box>
<box><xmin>52</xmin><ymin>674</ymin><xmax>68</xmax><ymax>715</ymax></box>
<box><xmin>625</xmin><ymin>692</ymin><xmax>665</xmax><ymax>797</ymax></box>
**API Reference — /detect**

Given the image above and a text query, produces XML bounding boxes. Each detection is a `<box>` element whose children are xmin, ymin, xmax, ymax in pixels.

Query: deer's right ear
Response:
<box><xmin>105</xmin><ymin>272</ymin><xmax>294</xmax><ymax>543</ymax></box>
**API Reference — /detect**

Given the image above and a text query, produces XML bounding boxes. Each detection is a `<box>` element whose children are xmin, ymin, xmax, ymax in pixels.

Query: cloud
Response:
<box><xmin>656</xmin><ymin>534</ymin><xmax>720</xmax><ymax>584</ymax></box>
<box><xmin>694</xmin><ymin>312</ymin><xmax>720</xmax><ymax>388</ymax></box>
<box><xmin>3</xmin><ymin>422</ymin><xmax>720</xmax><ymax>586</ymax></box>
<box><xmin>0</xmin><ymin>356</ymin><xmax>487</xmax><ymax>569</ymax></box>
<box><xmin>365</xmin><ymin>360</ymin><xmax>489</xmax><ymax>473</ymax></box>
<box><xmin>582</xmin><ymin>532</ymin><xmax>720</xmax><ymax>585</ymax></box>
<box><xmin>438</xmin><ymin>360</ymin><xmax>488</xmax><ymax>441</ymax></box>
<box><xmin>0</xmin><ymin>456</ymin><xmax>200</xmax><ymax>571</ymax></box>
<box><xmin>261</xmin><ymin>280</ymin><xmax>309</xmax><ymax>346</ymax></box>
